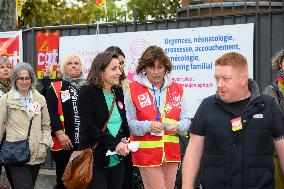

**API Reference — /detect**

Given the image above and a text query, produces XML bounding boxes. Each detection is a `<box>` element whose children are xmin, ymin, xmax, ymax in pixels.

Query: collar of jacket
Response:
<box><xmin>135</xmin><ymin>73</ymin><xmax>173</xmax><ymax>90</ymax></box>
<box><xmin>6</xmin><ymin>88</ymin><xmax>45</xmax><ymax>116</ymax></box>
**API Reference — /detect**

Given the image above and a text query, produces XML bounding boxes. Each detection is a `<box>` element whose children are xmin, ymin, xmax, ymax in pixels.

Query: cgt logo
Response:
<box><xmin>37</xmin><ymin>41</ymin><xmax>58</xmax><ymax>67</ymax></box>
<box><xmin>37</xmin><ymin>49</ymin><xmax>58</xmax><ymax>66</ymax></box>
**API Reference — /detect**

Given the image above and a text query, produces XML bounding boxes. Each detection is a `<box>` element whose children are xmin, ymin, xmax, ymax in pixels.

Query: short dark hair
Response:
<box><xmin>136</xmin><ymin>46</ymin><xmax>172</xmax><ymax>75</ymax></box>
<box><xmin>105</xmin><ymin>46</ymin><xmax>125</xmax><ymax>58</ymax></box>
<box><xmin>86</xmin><ymin>52</ymin><xmax>119</xmax><ymax>88</ymax></box>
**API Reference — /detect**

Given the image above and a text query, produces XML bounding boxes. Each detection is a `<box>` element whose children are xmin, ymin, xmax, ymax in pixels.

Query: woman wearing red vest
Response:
<box><xmin>45</xmin><ymin>54</ymin><xmax>85</xmax><ymax>189</ymax></box>
<box><xmin>124</xmin><ymin>46</ymin><xmax>190</xmax><ymax>189</ymax></box>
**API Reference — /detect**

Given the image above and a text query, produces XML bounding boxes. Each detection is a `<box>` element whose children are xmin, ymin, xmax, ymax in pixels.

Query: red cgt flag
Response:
<box><xmin>36</xmin><ymin>31</ymin><xmax>59</xmax><ymax>79</ymax></box>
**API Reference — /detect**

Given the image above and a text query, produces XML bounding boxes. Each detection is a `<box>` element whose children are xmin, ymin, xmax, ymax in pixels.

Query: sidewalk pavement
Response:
<box><xmin>0</xmin><ymin>168</ymin><xmax>56</xmax><ymax>189</ymax></box>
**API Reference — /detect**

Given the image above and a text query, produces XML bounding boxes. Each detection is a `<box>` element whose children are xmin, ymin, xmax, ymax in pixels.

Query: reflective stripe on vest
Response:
<box><xmin>138</xmin><ymin>135</ymin><xmax>179</xmax><ymax>148</ymax></box>
<box><xmin>164</xmin><ymin>135</ymin><xmax>179</xmax><ymax>143</ymax></box>
<box><xmin>129</xmin><ymin>81</ymin><xmax>183</xmax><ymax>167</ymax></box>
<box><xmin>50</xmin><ymin>81</ymin><xmax>64</xmax><ymax>151</ymax></box>
<box><xmin>139</xmin><ymin>140</ymin><xmax>163</xmax><ymax>148</ymax></box>
<box><xmin>60</xmin><ymin>115</ymin><xmax>64</xmax><ymax>122</ymax></box>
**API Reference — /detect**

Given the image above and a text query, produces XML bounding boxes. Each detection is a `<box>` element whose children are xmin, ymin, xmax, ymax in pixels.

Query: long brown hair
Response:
<box><xmin>86</xmin><ymin>52</ymin><xmax>118</xmax><ymax>88</ymax></box>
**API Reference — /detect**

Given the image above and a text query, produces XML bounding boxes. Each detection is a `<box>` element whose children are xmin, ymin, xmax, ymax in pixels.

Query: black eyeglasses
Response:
<box><xmin>17</xmin><ymin>77</ymin><xmax>31</xmax><ymax>81</ymax></box>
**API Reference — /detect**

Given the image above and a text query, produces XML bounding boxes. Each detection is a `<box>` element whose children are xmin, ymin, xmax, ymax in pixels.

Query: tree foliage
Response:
<box><xmin>19</xmin><ymin>0</ymin><xmax>126</xmax><ymax>28</ymax></box>
<box><xmin>18</xmin><ymin>0</ymin><xmax>180</xmax><ymax>28</ymax></box>
<box><xmin>127</xmin><ymin>0</ymin><xmax>181</xmax><ymax>21</ymax></box>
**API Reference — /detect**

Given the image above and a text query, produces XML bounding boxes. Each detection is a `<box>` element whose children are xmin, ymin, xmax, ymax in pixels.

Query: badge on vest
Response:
<box><xmin>253</xmin><ymin>114</ymin><xmax>263</xmax><ymax>119</ymax></box>
<box><xmin>164</xmin><ymin>103</ymin><xmax>173</xmax><ymax>113</ymax></box>
<box><xmin>231</xmin><ymin>117</ymin><xmax>243</xmax><ymax>131</ymax></box>
<box><xmin>61</xmin><ymin>90</ymin><xmax>70</xmax><ymax>102</ymax></box>
<box><xmin>137</xmin><ymin>93</ymin><xmax>152</xmax><ymax>108</ymax></box>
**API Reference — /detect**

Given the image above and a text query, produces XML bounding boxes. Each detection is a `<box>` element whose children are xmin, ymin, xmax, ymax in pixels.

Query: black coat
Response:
<box><xmin>77</xmin><ymin>85</ymin><xmax>129</xmax><ymax>167</ymax></box>
<box><xmin>45</xmin><ymin>80</ymin><xmax>80</xmax><ymax>149</ymax></box>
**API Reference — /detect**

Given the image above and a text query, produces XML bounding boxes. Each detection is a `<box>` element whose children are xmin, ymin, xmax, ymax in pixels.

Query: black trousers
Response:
<box><xmin>7</xmin><ymin>164</ymin><xmax>40</xmax><ymax>189</ymax></box>
<box><xmin>89</xmin><ymin>160</ymin><xmax>125</xmax><ymax>189</ymax></box>
<box><xmin>51</xmin><ymin>150</ymin><xmax>73</xmax><ymax>189</ymax></box>
<box><xmin>122</xmin><ymin>155</ymin><xmax>133</xmax><ymax>189</ymax></box>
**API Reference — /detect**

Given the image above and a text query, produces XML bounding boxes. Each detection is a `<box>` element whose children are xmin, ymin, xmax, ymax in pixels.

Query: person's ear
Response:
<box><xmin>240</xmin><ymin>72</ymin><xmax>248</xmax><ymax>85</ymax></box>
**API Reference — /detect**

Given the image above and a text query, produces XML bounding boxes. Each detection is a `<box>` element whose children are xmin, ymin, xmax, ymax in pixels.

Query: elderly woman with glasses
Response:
<box><xmin>45</xmin><ymin>54</ymin><xmax>85</xmax><ymax>189</ymax></box>
<box><xmin>0</xmin><ymin>62</ymin><xmax>51</xmax><ymax>189</ymax></box>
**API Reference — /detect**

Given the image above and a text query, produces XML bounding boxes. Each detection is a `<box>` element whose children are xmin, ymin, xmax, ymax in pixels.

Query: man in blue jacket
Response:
<box><xmin>182</xmin><ymin>52</ymin><xmax>284</xmax><ymax>189</ymax></box>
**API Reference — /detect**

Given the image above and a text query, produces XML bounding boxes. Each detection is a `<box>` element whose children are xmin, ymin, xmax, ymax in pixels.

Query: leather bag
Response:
<box><xmin>0</xmin><ymin>118</ymin><xmax>33</xmax><ymax>166</ymax></box>
<box><xmin>62</xmin><ymin>96</ymin><xmax>116</xmax><ymax>189</ymax></box>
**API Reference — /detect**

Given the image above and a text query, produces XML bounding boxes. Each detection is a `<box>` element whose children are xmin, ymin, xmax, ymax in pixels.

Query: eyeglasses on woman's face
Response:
<box><xmin>17</xmin><ymin>77</ymin><xmax>31</xmax><ymax>81</ymax></box>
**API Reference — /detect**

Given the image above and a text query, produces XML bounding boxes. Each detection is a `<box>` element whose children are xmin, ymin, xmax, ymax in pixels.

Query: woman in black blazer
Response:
<box><xmin>77</xmin><ymin>52</ymin><xmax>130</xmax><ymax>189</ymax></box>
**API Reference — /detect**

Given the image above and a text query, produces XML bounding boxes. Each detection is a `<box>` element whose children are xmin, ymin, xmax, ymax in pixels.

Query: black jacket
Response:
<box><xmin>191</xmin><ymin>79</ymin><xmax>284</xmax><ymax>189</ymax></box>
<box><xmin>77</xmin><ymin>85</ymin><xmax>129</xmax><ymax>167</ymax></box>
<box><xmin>45</xmin><ymin>80</ymin><xmax>80</xmax><ymax>150</ymax></box>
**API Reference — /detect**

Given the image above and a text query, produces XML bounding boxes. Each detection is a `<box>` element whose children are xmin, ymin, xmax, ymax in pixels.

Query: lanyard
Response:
<box><xmin>152</xmin><ymin>85</ymin><xmax>162</xmax><ymax>121</ymax></box>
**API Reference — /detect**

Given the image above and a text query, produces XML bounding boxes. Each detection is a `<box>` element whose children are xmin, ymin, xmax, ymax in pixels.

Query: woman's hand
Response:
<box><xmin>150</xmin><ymin>121</ymin><xmax>164</xmax><ymax>133</ymax></box>
<box><xmin>56</xmin><ymin>131</ymin><xmax>73</xmax><ymax>150</ymax></box>
<box><xmin>165</xmin><ymin>123</ymin><xmax>179</xmax><ymax>135</ymax></box>
<box><xmin>115</xmin><ymin>142</ymin><xmax>129</xmax><ymax>156</ymax></box>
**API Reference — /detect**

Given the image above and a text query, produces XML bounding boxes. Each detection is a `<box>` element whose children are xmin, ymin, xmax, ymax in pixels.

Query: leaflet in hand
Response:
<box><xmin>106</xmin><ymin>141</ymin><xmax>140</xmax><ymax>156</ymax></box>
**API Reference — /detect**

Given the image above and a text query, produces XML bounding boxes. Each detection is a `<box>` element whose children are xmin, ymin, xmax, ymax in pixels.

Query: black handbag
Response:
<box><xmin>0</xmin><ymin>118</ymin><xmax>33</xmax><ymax>166</ymax></box>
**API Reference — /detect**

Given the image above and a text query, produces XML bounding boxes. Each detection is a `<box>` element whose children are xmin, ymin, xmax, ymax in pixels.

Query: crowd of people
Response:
<box><xmin>0</xmin><ymin>47</ymin><xmax>283</xmax><ymax>189</ymax></box>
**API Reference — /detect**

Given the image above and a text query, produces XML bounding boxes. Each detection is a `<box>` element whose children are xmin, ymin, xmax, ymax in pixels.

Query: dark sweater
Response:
<box><xmin>45</xmin><ymin>80</ymin><xmax>80</xmax><ymax>150</ymax></box>
<box><xmin>77</xmin><ymin>85</ymin><xmax>129</xmax><ymax>167</ymax></box>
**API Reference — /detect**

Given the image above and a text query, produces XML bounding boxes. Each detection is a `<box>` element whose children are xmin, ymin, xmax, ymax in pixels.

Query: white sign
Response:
<box><xmin>60</xmin><ymin>23</ymin><xmax>254</xmax><ymax>117</ymax></box>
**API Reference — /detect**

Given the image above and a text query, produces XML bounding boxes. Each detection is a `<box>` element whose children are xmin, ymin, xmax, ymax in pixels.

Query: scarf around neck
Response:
<box><xmin>276</xmin><ymin>70</ymin><xmax>284</xmax><ymax>95</ymax></box>
<box><xmin>0</xmin><ymin>79</ymin><xmax>11</xmax><ymax>93</ymax></box>
<box><xmin>62</xmin><ymin>73</ymin><xmax>85</xmax><ymax>90</ymax></box>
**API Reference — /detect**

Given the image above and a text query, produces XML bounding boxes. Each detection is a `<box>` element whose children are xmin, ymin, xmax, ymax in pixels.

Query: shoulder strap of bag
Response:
<box><xmin>271</xmin><ymin>82</ymin><xmax>283</xmax><ymax>104</ymax></box>
<box><xmin>27</xmin><ymin>117</ymin><xmax>34</xmax><ymax>139</ymax></box>
<box><xmin>91</xmin><ymin>95</ymin><xmax>116</xmax><ymax>150</ymax></box>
